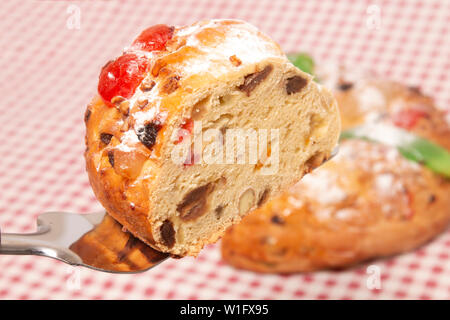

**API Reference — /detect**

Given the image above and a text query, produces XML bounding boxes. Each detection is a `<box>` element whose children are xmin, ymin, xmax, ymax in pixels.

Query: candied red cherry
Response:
<box><xmin>175</xmin><ymin>119</ymin><xmax>194</xmax><ymax>144</ymax></box>
<box><xmin>98</xmin><ymin>53</ymin><xmax>148</xmax><ymax>104</ymax></box>
<box><xmin>181</xmin><ymin>118</ymin><xmax>194</xmax><ymax>134</ymax></box>
<box><xmin>131</xmin><ymin>24</ymin><xmax>174</xmax><ymax>52</ymax></box>
<box><xmin>392</xmin><ymin>108</ymin><xmax>428</xmax><ymax>130</ymax></box>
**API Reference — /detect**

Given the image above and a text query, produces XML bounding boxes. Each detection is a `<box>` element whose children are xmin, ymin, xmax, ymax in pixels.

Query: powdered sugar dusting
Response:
<box><xmin>350</xmin><ymin>123</ymin><xmax>415</xmax><ymax>147</ymax></box>
<box><xmin>337</xmin><ymin>140</ymin><xmax>420</xmax><ymax>172</ymax></box>
<box><xmin>298</xmin><ymin>169</ymin><xmax>347</xmax><ymax>205</ymax></box>
<box><xmin>374</xmin><ymin>173</ymin><xmax>395</xmax><ymax>193</ymax></box>
<box><xmin>287</xmin><ymin>195</ymin><xmax>304</xmax><ymax>208</ymax></box>
<box><xmin>335</xmin><ymin>208</ymin><xmax>359</xmax><ymax>221</ymax></box>
<box><xmin>356</xmin><ymin>86</ymin><xmax>386</xmax><ymax>112</ymax></box>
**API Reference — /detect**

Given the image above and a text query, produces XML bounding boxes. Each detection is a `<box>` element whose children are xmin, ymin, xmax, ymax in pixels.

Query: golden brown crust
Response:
<box><xmin>85</xmin><ymin>97</ymin><xmax>157</xmax><ymax>245</ymax></box>
<box><xmin>221</xmin><ymin>80</ymin><xmax>450</xmax><ymax>273</ymax></box>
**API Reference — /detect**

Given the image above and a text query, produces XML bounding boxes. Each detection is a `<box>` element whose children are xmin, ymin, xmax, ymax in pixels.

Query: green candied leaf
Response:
<box><xmin>340</xmin><ymin>126</ymin><xmax>450</xmax><ymax>178</ymax></box>
<box><xmin>340</xmin><ymin>130</ymin><xmax>357</xmax><ymax>140</ymax></box>
<box><xmin>399</xmin><ymin>137</ymin><xmax>450</xmax><ymax>178</ymax></box>
<box><xmin>287</xmin><ymin>53</ymin><xmax>315</xmax><ymax>76</ymax></box>
<box><xmin>397</xmin><ymin>145</ymin><xmax>424</xmax><ymax>163</ymax></box>
<box><xmin>339</xmin><ymin>130</ymin><xmax>372</xmax><ymax>142</ymax></box>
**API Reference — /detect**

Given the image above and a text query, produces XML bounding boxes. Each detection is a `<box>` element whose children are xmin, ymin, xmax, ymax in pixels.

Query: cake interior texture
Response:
<box><xmin>151</xmin><ymin>60</ymin><xmax>339</xmax><ymax>255</ymax></box>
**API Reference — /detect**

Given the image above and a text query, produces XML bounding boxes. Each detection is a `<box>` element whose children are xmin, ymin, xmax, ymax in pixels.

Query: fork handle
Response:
<box><xmin>0</xmin><ymin>226</ymin><xmax>53</xmax><ymax>256</ymax></box>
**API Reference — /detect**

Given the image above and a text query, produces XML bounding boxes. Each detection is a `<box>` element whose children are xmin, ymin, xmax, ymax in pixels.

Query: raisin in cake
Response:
<box><xmin>85</xmin><ymin>20</ymin><xmax>340</xmax><ymax>256</ymax></box>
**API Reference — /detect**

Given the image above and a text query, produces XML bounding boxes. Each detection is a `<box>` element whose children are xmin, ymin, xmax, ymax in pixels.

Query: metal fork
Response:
<box><xmin>0</xmin><ymin>211</ymin><xmax>170</xmax><ymax>273</ymax></box>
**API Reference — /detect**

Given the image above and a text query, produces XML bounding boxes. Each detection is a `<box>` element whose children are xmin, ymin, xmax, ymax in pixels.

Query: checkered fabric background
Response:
<box><xmin>0</xmin><ymin>0</ymin><xmax>449</xmax><ymax>300</ymax></box>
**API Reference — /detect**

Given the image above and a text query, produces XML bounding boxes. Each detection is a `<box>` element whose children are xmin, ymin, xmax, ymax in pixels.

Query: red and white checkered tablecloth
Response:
<box><xmin>0</xmin><ymin>0</ymin><xmax>449</xmax><ymax>300</ymax></box>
